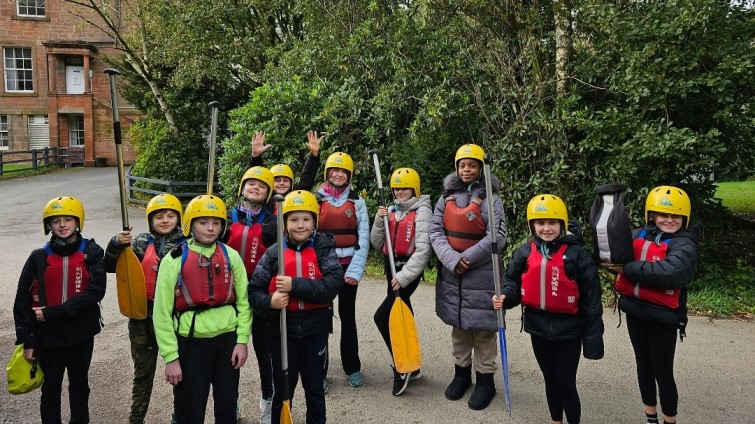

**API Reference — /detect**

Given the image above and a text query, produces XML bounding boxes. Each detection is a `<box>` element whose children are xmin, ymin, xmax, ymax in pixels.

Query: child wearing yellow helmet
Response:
<box><xmin>370</xmin><ymin>167</ymin><xmax>433</xmax><ymax>396</ymax></box>
<box><xmin>429</xmin><ymin>143</ymin><xmax>508</xmax><ymax>410</ymax></box>
<box><xmin>103</xmin><ymin>193</ymin><xmax>185</xmax><ymax>423</ymax></box>
<box><xmin>13</xmin><ymin>196</ymin><xmax>106</xmax><ymax>423</ymax></box>
<box><xmin>494</xmin><ymin>194</ymin><xmax>604</xmax><ymax>423</ymax></box>
<box><xmin>604</xmin><ymin>185</ymin><xmax>699</xmax><ymax>424</ymax></box>
<box><xmin>152</xmin><ymin>195</ymin><xmax>252</xmax><ymax>423</ymax></box>
<box><xmin>316</xmin><ymin>150</ymin><xmax>370</xmax><ymax>389</ymax></box>
<box><xmin>248</xmin><ymin>190</ymin><xmax>344</xmax><ymax>423</ymax></box>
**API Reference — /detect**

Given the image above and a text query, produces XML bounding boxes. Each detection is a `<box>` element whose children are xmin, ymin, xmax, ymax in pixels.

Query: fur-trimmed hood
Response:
<box><xmin>442</xmin><ymin>172</ymin><xmax>500</xmax><ymax>197</ymax></box>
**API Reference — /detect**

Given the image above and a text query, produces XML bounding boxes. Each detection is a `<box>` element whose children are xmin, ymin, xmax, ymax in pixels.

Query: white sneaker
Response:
<box><xmin>259</xmin><ymin>396</ymin><xmax>272</xmax><ymax>424</ymax></box>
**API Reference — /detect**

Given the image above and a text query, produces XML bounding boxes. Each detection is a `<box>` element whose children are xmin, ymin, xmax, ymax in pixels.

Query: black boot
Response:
<box><xmin>445</xmin><ymin>365</ymin><xmax>472</xmax><ymax>401</ymax></box>
<box><xmin>468</xmin><ymin>372</ymin><xmax>496</xmax><ymax>410</ymax></box>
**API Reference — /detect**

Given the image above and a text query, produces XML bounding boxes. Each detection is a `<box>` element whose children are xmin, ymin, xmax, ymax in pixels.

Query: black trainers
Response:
<box><xmin>392</xmin><ymin>367</ymin><xmax>411</xmax><ymax>396</ymax></box>
<box><xmin>409</xmin><ymin>369</ymin><xmax>423</xmax><ymax>381</ymax></box>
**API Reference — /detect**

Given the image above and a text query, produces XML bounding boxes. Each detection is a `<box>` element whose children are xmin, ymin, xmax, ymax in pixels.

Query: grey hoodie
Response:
<box><xmin>370</xmin><ymin>194</ymin><xmax>433</xmax><ymax>287</ymax></box>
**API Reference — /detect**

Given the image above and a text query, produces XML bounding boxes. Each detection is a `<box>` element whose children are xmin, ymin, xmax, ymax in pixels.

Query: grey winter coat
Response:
<box><xmin>370</xmin><ymin>194</ymin><xmax>433</xmax><ymax>287</ymax></box>
<box><xmin>430</xmin><ymin>173</ymin><xmax>507</xmax><ymax>332</ymax></box>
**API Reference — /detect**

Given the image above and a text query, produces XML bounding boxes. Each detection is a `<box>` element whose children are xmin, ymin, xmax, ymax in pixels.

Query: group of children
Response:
<box><xmin>13</xmin><ymin>139</ymin><xmax>698</xmax><ymax>424</ymax></box>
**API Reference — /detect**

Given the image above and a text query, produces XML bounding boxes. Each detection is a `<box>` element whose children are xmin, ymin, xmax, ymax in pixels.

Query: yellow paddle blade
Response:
<box><xmin>389</xmin><ymin>297</ymin><xmax>422</xmax><ymax>374</ymax></box>
<box><xmin>116</xmin><ymin>247</ymin><xmax>148</xmax><ymax>319</ymax></box>
<box><xmin>280</xmin><ymin>400</ymin><xmax>294</xmax><ymax>424</ymax></box>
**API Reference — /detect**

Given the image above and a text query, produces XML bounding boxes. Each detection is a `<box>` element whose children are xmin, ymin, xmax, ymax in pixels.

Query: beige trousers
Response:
<box><xmin>451</xmin><ymin>326</ymin><xmax>498</xmax><ymax>374</ymax></box>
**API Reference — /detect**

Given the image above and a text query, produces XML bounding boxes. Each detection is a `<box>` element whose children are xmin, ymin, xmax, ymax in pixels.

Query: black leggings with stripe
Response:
<box><xmin>626</xmin><ymin>313</ymin><xmax>679</xmax><ymax>417</ymax></box>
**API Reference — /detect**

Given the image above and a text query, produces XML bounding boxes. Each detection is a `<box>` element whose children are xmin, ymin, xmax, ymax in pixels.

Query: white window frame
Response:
<box><xmin>68</xmin><ymin>114</ymin><xmax>85</xmax><ymax>146</ymax></box>
<box><xmin>3</xmin><ymin>47</ymin><xmax>34</xmax><ymax>93</ymax></box>
<box><xmin>0</xmin><ymin>115</ymin><xmax>9</xmax><ymax>150</ymax></box>
<box><xmin>17</xmin><ymin>0</ymin><xmax>46</xmax><ymax>17</ymax></box>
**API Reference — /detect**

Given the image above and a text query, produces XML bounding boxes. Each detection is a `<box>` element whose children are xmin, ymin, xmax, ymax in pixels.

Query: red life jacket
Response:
<box><xmin>443</xmin><ymin>195</ymin><xmax>486</xmax><ymax>251</ymax></box>
<box><xmin>174</xmin><ymin>243</ymin><xmax>235</xmax><ymax>312</ymax></box>
<box><xmin>521</xmin><ymin>243</ymin><xmax>579</xmax><ymax>314</ymax></box>
<box><xmin>32</xmin><ymin>240</ymin><xmax>90</xmax><ymax>307</ymax></box>
<box><xmin>383</xmin><ymin>209</ymin><xmax>417</xmax><ymax>259</ymax></box>
<box><xmin>141</xmin><ymin>238</ymin><xmax>160</xmax><ymax>301</ymax></box>
<box><xmin>615</xmin><ymin>235</ymin><xmax>680</xmax><ymax>309</ymax></box>
<box><xmin>318</xmin><ymin>200</ymin><xmax>358</xmax><ymax>248</ymax></box>
<box><xmin>269</xmin><ymin>243</ymin><xmax>327</xmax><ymax>311</ymax></box>
<box><xmin>227</xmin><ymin>208</ymin><xmax>269</xmax><ymax>276</ymax></box>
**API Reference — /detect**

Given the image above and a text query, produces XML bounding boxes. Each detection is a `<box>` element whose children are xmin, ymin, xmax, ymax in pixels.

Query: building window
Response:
<box><xmin>17</xmin><ymin>0</ymin><xmax>46</xmax><ymax>17</ymax></box>
<box><xmin>69</xmin><ymin>114</ymin><xmax>84</xmax><ymax>146</ymax></box>
<box><xmin>0</xmin><ymin>115</ymin><xmax>8</xmax><ymax>150</ymax></box>
<box><xmin>3</xmin><ymin>47</ymin><xmax>34</xmax><ymax>92</ymax></box>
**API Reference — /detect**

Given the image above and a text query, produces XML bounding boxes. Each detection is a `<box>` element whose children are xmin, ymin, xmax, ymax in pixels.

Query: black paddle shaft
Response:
<box><xmin>104</xmin><ymin>68</ymin><xmax>130</xmax><ymax>231</ymax></box>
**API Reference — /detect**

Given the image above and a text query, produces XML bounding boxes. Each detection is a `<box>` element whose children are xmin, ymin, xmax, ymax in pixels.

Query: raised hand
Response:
<box><xmin>251</xmin><ymin>131</ymin><xmax>271</xmax><ymax>157</ymax></box>
<box><xmin>306</xmin><ymin>130</ymin><xmax>323</xmax><ymax>157</ymax></box>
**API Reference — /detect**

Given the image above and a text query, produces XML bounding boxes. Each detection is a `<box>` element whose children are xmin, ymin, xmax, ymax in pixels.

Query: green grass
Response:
<box><xmin>716</xmin><ymin>181</ymin><xmax>755</xmax><ymax>214</ymax></box>
<box><xmin>0</xmin><ymin>164</ymin><xmax>58</xmax><ymax>180</ymax></box>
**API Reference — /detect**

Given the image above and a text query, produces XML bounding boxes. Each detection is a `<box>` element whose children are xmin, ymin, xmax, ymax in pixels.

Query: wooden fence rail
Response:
<box><xmin>126</xmin><ymin>166</ymin><xmax>221</xmax><ymax>204</ymax></box>
<box><xmin>0</xmin><ymin>147</ymin><xmax>59</xmax><ymax>176</ymax></box>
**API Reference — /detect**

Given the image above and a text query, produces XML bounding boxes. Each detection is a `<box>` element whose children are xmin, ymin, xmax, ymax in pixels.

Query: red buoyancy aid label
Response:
<box><xmin>443</xmin><ymin>196</ymin><xmax>486</xmax><ymax>252</ymax></box>
<box><xmin>383</xmin><ymin>210</ymin><xmax>417</xmax><ymax>258</ymax></box>
<box><xmin>34</xmin><ymin>241</ymin><xmax>90</xmax><ymax>307</ymax></box>
<box><xmin>615</xmin><ymin>238</ymin><xmax>680</xmax><ymax>309</ymax></box>
<box><xmin>521</xmin><ymin>243</ymin><xmax>579</xmax><ymax>314</ymax></box>
<box><xmin>269</xmin><ymin>246</ymin><xmax>327</xmax><ymax>311</ymax></box>
<box><xmin>318</xmin><ymin>201</ymin><xmax>358</xmax><ymax>248</ymax></box>
<box><xmin>141</xmin><ymin>240</ymin><xmax>159</xmax><ymax>301</ymax></box>
<box><xmin>175</xmin><ymin>246</ymin><xmax>235</xmax><ymax>312</ymax></box>
<box><xmin>227</xmin><ymin>221</ymin><xmax>268</xmax><ymax>276</ymax></box>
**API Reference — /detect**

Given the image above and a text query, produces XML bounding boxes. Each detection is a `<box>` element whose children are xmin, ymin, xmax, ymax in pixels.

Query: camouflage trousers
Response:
<box><xmin>128</xmin><ymin>316</ymin><xmax>159</xmax><ymax>424</ymax></box>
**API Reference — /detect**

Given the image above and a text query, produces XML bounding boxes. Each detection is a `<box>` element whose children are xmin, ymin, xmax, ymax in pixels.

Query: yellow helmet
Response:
<box><xmin>182</xmin><ymin>195</ymin><xmax>227</xmax><ymax>237</ymax></box>
<box><xmin>282</xmin><ymin>190</ymin><xmax>320</xmax><ymax>224</ymax></box>
<box><xmin>324</xmin><ymin>152</ymin><xmax>354</xmax><ymax>180</ymax></box>
<box><xmin>271</xmin><ymin>164</ymin><xmax>294</xmax><ymax>181</ymax></box>
<box><xmin>237</xmin><ymin>166</ymin><xmax>274</xmax><ymax>202</ymax></box>
<box><xmin>526</xmin><ymin>194</ymin><xmax>568</xmax><ymax>233</ymax></box>
<box><xmin>146</xmin><ymin>194</ymin><xmax>183</xmax><ymax>228</ymax></box>
<box><xmin>43</xmin><ymin>196</ymin><xmax>85</xmax><ymax>234</ymax></box>
<box><xmin>455</xmin><ymin>144</ymin><xmax>485</xmax><ymax>167</ymax></box>
<box><xmin>645</xmin><ymin>185</ymin><xmax>691</xmax><ymax>228</ymax></box>
<box><xmin>390</xmin><ymin>168</ymin><xmax>421</xmax><ymax>196</ymax></box>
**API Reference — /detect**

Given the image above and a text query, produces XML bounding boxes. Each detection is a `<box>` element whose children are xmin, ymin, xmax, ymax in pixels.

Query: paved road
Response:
<box><xmin>1</xmin><ymin>168</ymin><xmax>753</xmax><ymax>423</ymax></box>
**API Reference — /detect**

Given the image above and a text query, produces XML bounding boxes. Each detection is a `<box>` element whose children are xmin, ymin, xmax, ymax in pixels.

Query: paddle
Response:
<box><xmin>482</xmin><ymin>154</ymin><xmax>511</xmax><ymax>415</ymax></box>
<box><xmin>368</xmin><ymin>150</ymin><xmax>421</xmax><ymax>374</ymax></box>
<box><xmin>207</xmin><ymin>101</ymin><xmax>220</xmax><ymax>195</ymax></box>
<box><xmin>275</xmin><ymin>194</ymin><xmax>294</xmax><ymax>424</ymax></box>
<box><xmin>104</xmin><ymin>68</ymin><xmax>147</xmax><ymax>320</ymax></box>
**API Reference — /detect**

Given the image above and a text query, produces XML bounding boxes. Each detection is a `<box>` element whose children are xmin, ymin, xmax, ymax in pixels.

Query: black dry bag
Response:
<box><xmin>589</xmin><ymin>184</ymin><xmax>634</xmax><ymax>265</ymax></box>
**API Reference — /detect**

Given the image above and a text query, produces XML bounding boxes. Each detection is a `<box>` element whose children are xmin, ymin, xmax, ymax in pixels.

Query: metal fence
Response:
<box><xmin>0</xmin><ymin>147</ymin><xmax>58</xmax><ymax>176</ymax></box>
<box><xmin>126</xmin><ymin>166</ymin><xmax>221</xmax><ymax>204</ymax></box>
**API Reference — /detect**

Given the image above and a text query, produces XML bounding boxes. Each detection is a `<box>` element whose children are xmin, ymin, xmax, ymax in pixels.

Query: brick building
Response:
<box><xmin>0</xmin><ymin>0</ymin><xmax>137</xmax><ymax>166</ymax></box>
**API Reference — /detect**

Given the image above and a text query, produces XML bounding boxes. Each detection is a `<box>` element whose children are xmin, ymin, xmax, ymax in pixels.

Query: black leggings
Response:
<box><xmin>531</xmin><ymin>335</ymin><xmax>582</xmax><ymax>423</ymax></box>
<box><xmin>337</xmin><ymin>264</ymin><xmax>361</xmax><ymax>375</ymax></box>
<box><xmin>251</xmin><ymin>312</ymin><xmax>274</xmax><ymax>399</ymax></box>
<box><xmin>626</xmin><ymin>313</ymin><xmax>678</xmax><ymax>417</ymax></box>
<box><xmin>373</xmin><ymin>261</ymin><xmax>421</xmax><ymax>359</ymax></box>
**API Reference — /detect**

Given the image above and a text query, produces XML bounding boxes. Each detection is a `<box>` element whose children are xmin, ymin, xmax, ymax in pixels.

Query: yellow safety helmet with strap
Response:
<box><xmin>390</xmin><ymin>168</ymin><xmax>421</xmax><ymax>196</ymax></box>
<box><xmin>455</xmin><ymin>144</ymin><xmax>485</xmax><ymax>167</ymax></box>
<box><xmin>324</xmin><ymin>152</ymin><xmax>354</xmax><ymax>180</ymax></box>
<box><xmin>42</xmin><ymin>196</ymin><xmax>85</xmax><ymax>234</ymax></box>
<box><xmin>146</xmin><ymin>194</ymin><xmax>183</xmax><ymax>228</ymax></box>
<box><xmin>526</xmin><ymin>194</ymin><xmax>568</xmax><ymax>234</ymax></box>
<box><xmin>182</xmin><ymin>195</ymin><xmax>227</xmax><ymax>237</ymax></box>
<box><xmin>237</xmin><ymin>166</ymin><xmax>274</xmax><ymax>202</ymax></box>
<box><xmin>271</xmin><ymin>164</ymin><xmax>294</xmax><ymax>181</ymax></box>
<box><xmin>645</xmin><ymin>185</ymin><xmax>691</xmax><ymax>228</ymax></box>
<box><xmin>282</xmin><ymin>190</ymin><xmax>320</xmax><ymax>224</ymax></box>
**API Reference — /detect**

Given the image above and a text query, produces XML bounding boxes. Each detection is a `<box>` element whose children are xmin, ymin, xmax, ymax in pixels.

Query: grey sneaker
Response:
<box><xmin>347</xmin><ymin>371</ymin><xmax>363</xmax><ymax>387</ymax></box>
<box><xmin>323</xmin><ymin>378</ymin><xmax>329</xmax><ymax>394</ymax></box>
<box><xmin>258</xmin><ymin>396</ymin><xmax>272</xmax><ymax>424</ymax></box>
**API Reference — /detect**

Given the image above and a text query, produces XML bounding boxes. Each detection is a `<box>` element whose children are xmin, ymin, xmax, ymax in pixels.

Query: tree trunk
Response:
<box><xmin>554</xmin><ymin>0</ymin><xmax>572</xmax><ymax>100</ymax></box>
